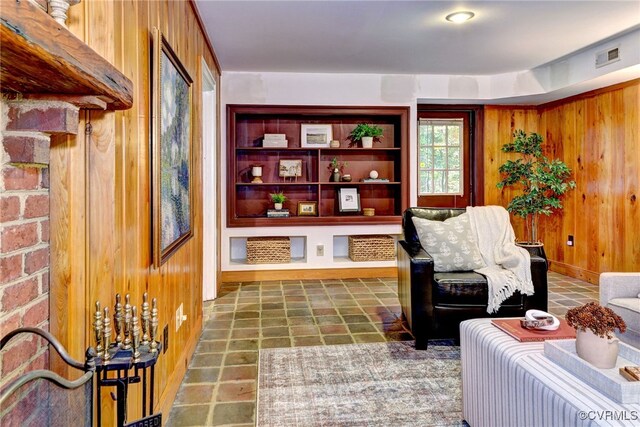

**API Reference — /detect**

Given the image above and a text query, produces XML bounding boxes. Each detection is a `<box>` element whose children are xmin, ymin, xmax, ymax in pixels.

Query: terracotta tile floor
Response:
<box><xmin>166</xmin><ymin>272</ymin><xmax>597</xmax><ymax>426</ymax></box>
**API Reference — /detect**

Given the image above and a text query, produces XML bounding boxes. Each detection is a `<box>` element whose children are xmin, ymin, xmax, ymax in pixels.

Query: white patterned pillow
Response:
<box><xmin>411</xmin><ymin>213</ymin><xmax>485</xmax><ymax>272</ymax></box>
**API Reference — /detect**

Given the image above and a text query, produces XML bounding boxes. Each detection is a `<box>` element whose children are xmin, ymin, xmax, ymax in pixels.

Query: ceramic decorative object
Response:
<box><xmin>330</xmin><ymin>140</ymin><xmax>340</xmax><ymax>148</ymax></box>
<box><xmin>361</xmin><ymin>136</ymin><xmax>374</xmax><ymax>148</ymax></box>
<box><xmin>566</xmin><ymin>302</ymin><xmax>626</xmax><ymax>369</ymax></box>
<box><xmin>251</xmin><ymin>165</ymin><xmax>263</xmax><ymax>183</ymax></box>
<box><xmin>274</xmin><ymin>202</ymin><xmax>283</xmax><ymax>210</ymax></box>
<box><xmin>575</xmin><ymin>329</ymin><xmax>619</xmax><ymax>369</ymax></box>
<box><xmin>369</xmin><ymin>170</ymin><xmax>379</xmax><ymax>179</ymax></box>
<box><xmin>332</xmin><ymin>169</ymin><xmax>341</xmax><ymax>182</ymax></box>
<box><xmin>341</xmin><ymin>174</ymin><xmax>352</xmax><ymax>182</ymax></box>
<box><xmin>48</xmin><ymin>0</ymin><xmax>81</xmax><ymax>27</ymax></box>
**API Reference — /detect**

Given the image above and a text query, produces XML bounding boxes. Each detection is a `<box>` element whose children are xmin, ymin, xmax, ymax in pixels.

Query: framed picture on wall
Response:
<box><xmin>338</xmin><ymin>188</ymin><xmax>360</xmax><ymax>212</ymax></box>
<box><xmin>301</xmin><ymin>124</ymin><xmax>332</xmax><ymax>148</ymax></box>
<box><xmin>152</xmin><ymin>27</ymin><xmax>194</xmax><ymax>267</ymax></box>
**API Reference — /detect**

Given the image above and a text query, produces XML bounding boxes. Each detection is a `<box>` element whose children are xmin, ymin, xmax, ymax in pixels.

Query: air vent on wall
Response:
<box><xmin>595</xmin><ymin>45</ymin><xmax>620</xmax><ymax>68</ymax></box>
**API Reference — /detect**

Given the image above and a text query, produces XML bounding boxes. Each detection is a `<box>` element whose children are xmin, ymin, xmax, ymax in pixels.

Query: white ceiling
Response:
<box><xmin>195</xmin><ymin>0</ymin><xmax>640</xmax><ymax>75</ymax></box>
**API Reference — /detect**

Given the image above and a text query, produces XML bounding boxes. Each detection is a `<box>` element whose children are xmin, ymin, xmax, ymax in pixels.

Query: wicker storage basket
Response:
<box><xmin>348</xmin><ymin>235</ymin><xmax>395</xmax><ymax>262</ymax></box>
<box><xmin>246</xmin><ymin>237</ymin><xmax>291</xmax><ymax>264</ymax></box>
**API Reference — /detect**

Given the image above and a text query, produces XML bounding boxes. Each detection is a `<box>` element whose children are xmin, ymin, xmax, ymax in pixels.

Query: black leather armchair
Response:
<box><xmin>397</xmin><ymin>207</ymin><xmax>548</xmax><ymax>349</ymax></box>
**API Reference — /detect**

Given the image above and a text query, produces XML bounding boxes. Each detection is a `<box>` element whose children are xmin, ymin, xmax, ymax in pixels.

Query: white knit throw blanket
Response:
<box><xmin>467</xmin><ymin>206</ymin><xmax>534</xmax><ymax>313</ymax></box>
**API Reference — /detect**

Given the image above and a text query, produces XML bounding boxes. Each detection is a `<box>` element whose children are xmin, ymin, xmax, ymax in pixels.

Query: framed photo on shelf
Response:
<box><xmin>279</xmin><ymin>159</ymin><xmax>303</xmax><ymax>177</ymax></box>
<box><xmin>151</xmin><ymin>27</ymin><xmax>194</xmax><ymax>267</ymax></box>
<box><xmin>338</xmin><ymin>188</ymin><xmax>361</xmax><ymax>212</ymax></box>
<box><xmin>297</xmin><ymin>201</ymin><xmax>318</xmax><ymax>216</ymax></box>
<box><xmin>301</xmin><ymin>124</ymin><xmax>332</xmax><ymax>148</ymax></box>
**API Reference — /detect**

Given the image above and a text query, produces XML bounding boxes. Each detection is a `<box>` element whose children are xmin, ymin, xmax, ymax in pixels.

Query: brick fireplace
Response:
<box><xmin>0</xmin><ymin>99</ymin><xmax>80</xmax><ymax>424</ymax></box>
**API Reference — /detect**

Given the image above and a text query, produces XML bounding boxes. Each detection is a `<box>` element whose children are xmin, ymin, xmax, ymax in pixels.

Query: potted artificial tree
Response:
<box><xmin>270</xmin><ymin>192</ymin><xmax>287</xmax><ymax>210</ymax></box>
<box><xmin>497</xmin><ymin>130</ymin><xmax>576</xmax><ymax>246</ymax></box>
<box><xmin>348</xmin><ymin>124</ymin><xmax>383</xmax><ymax>148</ymax></box>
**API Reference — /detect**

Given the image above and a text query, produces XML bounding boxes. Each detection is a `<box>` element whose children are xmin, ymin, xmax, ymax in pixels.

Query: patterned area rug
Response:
<box><xmin>257</xmin><ymin>341</ymin><xmax>465</xmax><ymax>426</ymax></box>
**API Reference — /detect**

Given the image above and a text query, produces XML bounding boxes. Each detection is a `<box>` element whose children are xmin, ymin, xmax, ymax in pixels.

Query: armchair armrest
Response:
<box><xmin>524</xmin><ymin>254</ymin><xmax>548</xmax><ymax>312</ymax></box>
<box><xmin>600</xmin><ymin>273</ymin><xmax>640</xmax><ymax>305</ymax></box>
<box><xmin>397</xmin><ymin>240</ymin><xmax>435</xmax><ymax>349</ymax></box>
<box><xmin>398</xmin><ymin>240</ymin><xmax>433</xmax><ymax>264</ymax></box>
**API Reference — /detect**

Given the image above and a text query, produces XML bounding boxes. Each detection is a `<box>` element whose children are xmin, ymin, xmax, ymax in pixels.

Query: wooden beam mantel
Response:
<box><xmin>0</xmin><ymin>0</ymin><xmax>133</xmax><ymax>110</ymax></box>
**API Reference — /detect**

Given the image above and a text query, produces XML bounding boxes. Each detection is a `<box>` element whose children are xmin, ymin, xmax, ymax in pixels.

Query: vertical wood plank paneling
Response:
<box><xmin>623</xmin><ymin>85</ymin><xmax>640</xmax><ymax>269</ymax></box>
<box><xmin>49</xmin><ymin>0</ymin><xmax>87</xmax><ymax>373</ymax></box>
<box><xmin>539</xmin><ymin>80</ymin><xmax>639</xmax><ymax>282</ymax></box>
<box><xmin>483</xmin><ymin>106</ymin><xmax>539</xmax><ymax>239</ymax></box>
<box><xmin>48</xmin><ymin>0</ymin><xmax>221</xmax><ymax>423</ymax></box>
<box><xmin>485</xmin><ymin>83</ymin><xmax>639</xmax><ymax>283</ymax></box>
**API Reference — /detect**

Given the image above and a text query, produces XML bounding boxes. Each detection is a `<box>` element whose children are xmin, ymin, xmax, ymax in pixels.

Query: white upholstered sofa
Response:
<box><xmin>599</xmin><ymin>272</ymin><xmax>640</xmax><ymax>348</ymax></box>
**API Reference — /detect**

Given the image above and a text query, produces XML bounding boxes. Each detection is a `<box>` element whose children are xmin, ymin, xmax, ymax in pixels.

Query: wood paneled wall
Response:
<box><xmin>538</xmin><ymin>81</ymin><xmax>639</xmax><ymax>282</ymax></box>
<box><xmin>483</xmin><ymin>80</ymin><xmax>640</xmax><ymax>283</ymax></box>
<box><xmin>482</xmin><ymin>106</ymin><xmax>539</xmax><ymax>239</ymax></box>
<box><xmin>49</xmin><ymin>0</ymin><xmax>220</xmax><ymax>423</ymax></box>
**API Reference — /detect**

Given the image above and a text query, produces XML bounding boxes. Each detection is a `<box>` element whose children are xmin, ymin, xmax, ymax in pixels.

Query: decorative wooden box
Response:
<box><xmin>246</xmin><ymin>237</ymin><xmax>291</xmax><ymax>264</ymax></box>
<box><xmin>348</xmin><ymin>235</ymin><xmax>395</xmax><ymax>262</ymax></box>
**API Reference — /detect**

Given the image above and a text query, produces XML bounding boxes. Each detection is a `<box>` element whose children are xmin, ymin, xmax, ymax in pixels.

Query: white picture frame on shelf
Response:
<box><xmin>338</xmin><ymin>188</ymin><xmax>361</xmax><ymax>212</ymax></box>
<box><xmin>301</xmin><ymin>124</ymin><xmax>332</xmax><ymax>148</ymax></box>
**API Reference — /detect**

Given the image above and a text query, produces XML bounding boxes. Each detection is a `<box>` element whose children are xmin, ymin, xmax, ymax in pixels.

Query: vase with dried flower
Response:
<box><xmin>328</xmin><ymin>157</ymin><xmax>348</xmax><ymax>182</ymax></box>
<box><xmin>566</xmin><ymin>302</ymin><xmax>627</xmax><ymax>368</ymax></box>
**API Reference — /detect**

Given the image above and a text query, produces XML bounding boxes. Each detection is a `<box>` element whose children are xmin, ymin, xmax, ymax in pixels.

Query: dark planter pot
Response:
<box><xmin>516</xmin><ymin>242</ymin><xmax>548</xmax><ymax>269</ymax></box>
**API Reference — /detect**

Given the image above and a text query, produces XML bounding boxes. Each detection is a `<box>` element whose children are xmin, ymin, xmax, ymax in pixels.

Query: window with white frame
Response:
<box><xmin>418</xmin><ymin>118</ymin><xmax>464</xmax><ymax>196</ymax></box>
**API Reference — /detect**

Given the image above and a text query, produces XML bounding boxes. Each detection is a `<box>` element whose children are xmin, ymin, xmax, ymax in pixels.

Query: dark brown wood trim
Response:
<box><xmin>0</xmin><ymin>0</ymin><xmax>133</xmax><ymax>109</ymax></box>
<box><xmin>537</xmin><ymin>78</ymin><xmax>640</xmax><ymax>111</ymax></box>
<box><xmin>188</xmin><ymin>0</ymin><xmax>222</xmax><ymax>74</ymax></box>
<box><xmin>226</xmin><ymin>104</ymin><xmax>410</xmax><ymax>227</ymax></box>
<box><xmin>416</xmin><ymin>104</ymin><xmax>485</xmax><ymax>206</ymax></box>
<box><xmin>473</xmin><ymin>107</ymin><xmax>485</xmax><ymax>205</ymax></box>
<box><xmin>482</xmin><ymin>105</ymin><xmax>538</xmax><ymax>110</ymax></box>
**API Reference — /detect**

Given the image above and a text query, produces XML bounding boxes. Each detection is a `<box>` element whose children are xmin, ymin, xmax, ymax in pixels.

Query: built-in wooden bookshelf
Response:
<box><xmin>227</xmin><ymin>105</ymin><xmax>409</xmax><ymax>227</ymax></box>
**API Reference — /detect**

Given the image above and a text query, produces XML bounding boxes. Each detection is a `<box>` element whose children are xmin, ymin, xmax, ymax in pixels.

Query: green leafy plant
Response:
<box><xmin>496</xmin><ymin>130</ymin><xmax>576</xmax><ymax>244</ymax></box>
<box><xmin>347</xmin><ymin>123</ymin><xmax>384</xmax><ymax>145</ymax></box>
<box><xmin>269</xmin><ymin>192</ymin><xmax>287</xmax><ymax>204</ymax></box>
<box><xmin>328</xmin><ymin>157</ymin><xmax>348</xmax><ymax>173</ymax></box>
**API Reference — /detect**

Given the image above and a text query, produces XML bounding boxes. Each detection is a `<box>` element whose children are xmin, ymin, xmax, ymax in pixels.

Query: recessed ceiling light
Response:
<box><xmin>445</xmin><ymin>11</ymin><xmax>475</xmax><ymax>23</ymax></box>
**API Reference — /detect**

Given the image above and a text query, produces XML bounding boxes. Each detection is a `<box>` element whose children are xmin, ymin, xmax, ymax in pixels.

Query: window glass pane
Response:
<box><xmin>433</xmin><ymin>147</ymin><xmax>446</xmax><ymax>169</ymax></box>
<box><xmin>449</xmin><ymin>147</ymin><xmax>460</xmax><ymax>169</ymax></box>
<box><xmin>419</xmin><ymin>170</ymin><xmax>430</xmax><ymax>194</ymax></box>
<box><xmin>447</xmin><ymin>125</ymin><xmax>460</xmax><ymax>146</ymax></box>
<box><xmin>433</xmin><ymin>126</ymin><xmax>445</xmax><ymax>145</ymax></box>
<box><xmin>448</xmin><ymin>171</ymin><xmax>460</xmax><ymax>193</ymax></box>
<box><xmin>418</xmin><ymin>118</ymin><xmax>464</xmax><ymax>196</ymax></box>
<box><xmin>419</xmin><ymin>126</ymin><xmax>432</xmax><ymax>146</ymax></box>
<box><xmin>419</xmin><ymin>146</ymin><xmax>430</xmax><ymax>168</ymax></box>
<box><xmin>433</xmin><ymin>171</ymin><xmax>445</xmax><ymax>193</ymax></box>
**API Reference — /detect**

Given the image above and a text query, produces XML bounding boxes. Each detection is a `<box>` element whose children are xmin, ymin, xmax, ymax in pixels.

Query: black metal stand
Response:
<box><xmin>95</xmin><ymin>343</ymin><xmax>161</xmax><ymax>427</ymax></box>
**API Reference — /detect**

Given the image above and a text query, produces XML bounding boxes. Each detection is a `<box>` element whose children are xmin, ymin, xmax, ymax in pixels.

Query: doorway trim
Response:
<box><xmin>201</xmin><ymin>58</ymin><xmax>217</xmax><ymax>301</ymax></box>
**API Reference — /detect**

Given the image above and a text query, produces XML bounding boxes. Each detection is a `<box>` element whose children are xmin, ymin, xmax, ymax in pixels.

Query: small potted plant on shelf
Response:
<box><xmin>496</xmin><ymin>129</ymin><xmax>576</xmax><ymax>246</ymax></box>
<box><xmin>269</xmin><ymin>192</ymin><xmax>287</xmax><ymax>210</ymax></box>
<box><xmin>566</xmin><ymin>302</ymin><xmax>626</xmax><ymax>369</ymax></box>
<box><xmin>328</xmin><ymin>157</ymin><xmax>348</xmax><ymax>182</ymax></box>
<box><xmin>348</xmin><ymin>123</ymin><xmax>383</xmax><ymax>148</ymax></box>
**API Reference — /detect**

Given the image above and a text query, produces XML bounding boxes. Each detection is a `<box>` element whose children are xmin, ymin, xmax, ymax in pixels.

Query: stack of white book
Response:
<box><xmin>263</xmin><ymin>134</ymin><xmax>288</xmax><ymax>148</ymax></box>
<box><xmin>267</xmin><ymin>209</ymin><xmax>290</xmax><ymax>218</ymax></box>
